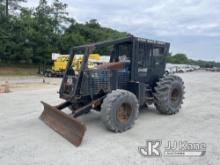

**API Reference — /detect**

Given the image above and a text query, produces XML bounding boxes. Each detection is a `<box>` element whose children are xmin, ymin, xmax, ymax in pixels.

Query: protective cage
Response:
<box><xmin>63</xmin><ymin>68</ymin><xmax>130</xmax><ymax>97</ymax></box>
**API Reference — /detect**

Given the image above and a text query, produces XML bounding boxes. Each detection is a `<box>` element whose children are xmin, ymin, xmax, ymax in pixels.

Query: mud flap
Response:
<box><xmin>40</xmin><ymin>101</ymin><xmax>86</xmax><ymax>146</ymax></box>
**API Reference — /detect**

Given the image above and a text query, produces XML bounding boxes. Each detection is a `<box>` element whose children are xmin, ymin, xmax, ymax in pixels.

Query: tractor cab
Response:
<box><xmin>60</xmin><ymin>36</ymin><xmax>170</xmax><ymax>104</ymax></box>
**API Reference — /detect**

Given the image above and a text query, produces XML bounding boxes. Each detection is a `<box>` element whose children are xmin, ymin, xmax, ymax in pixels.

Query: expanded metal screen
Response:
<box><xmin>80</xmin><ymin>69</ymin><xmax>111</xmax><ymax>96</ymax></box>
<box><xmin>63</xmin><ymin>69</ymin><xmax>130</xmax><ymax>96</ymax></box>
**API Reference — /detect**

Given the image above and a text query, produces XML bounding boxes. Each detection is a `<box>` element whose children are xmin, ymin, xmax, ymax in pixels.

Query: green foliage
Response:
<box><xmin>61</xmin><ymin>20</ymin><xmax>128</xmax><ymax>53</ymax></box>
<box><xmin>167</xmin><ymin>53</ymin><xmax>220</xmax><ymax>68</ymax></box>
<box><xmin>4</xmin><ymin>0</ymin><xmax>218</xmax><ymax>69</ymax></box>
<box><xmin>0</xmin><ymin>0</ymin><xmax>128</xmax><ymax>65</ymax></box>
<box><xmin>167</xmin><ymin>53</ymin><xmax>188</xmax><ymax>64</ymax></box>
<box><xmin>0</xmin><ymin>0</ymin><xmax>26</xmax><ymax>16</ymax></box>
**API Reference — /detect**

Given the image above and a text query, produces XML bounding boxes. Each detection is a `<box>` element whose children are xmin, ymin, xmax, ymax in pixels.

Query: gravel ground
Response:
<box><xmin>0</xmin><ymin>76</ymin><xmax>61</xmax><ymax>91</ymax></box>
<box><xmin>0</xmin><ymin>71</ymin><xmax>220</xmax><ymax>165</ymax></box>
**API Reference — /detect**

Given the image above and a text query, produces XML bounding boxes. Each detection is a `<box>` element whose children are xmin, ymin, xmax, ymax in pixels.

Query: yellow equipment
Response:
<box><xmin>73</xmin><ymin>54</ymin><xmax>101</xmax><ymax>71</ymax></box>
<box><xmin>45</xmin><ymin>54</ymin><xmax>100</xmax><ymax>77</ymax></box>
<box><xmin>52</xmin><ymin>55</ymin><xmax>69</xmax><ymax>72</ymax></box>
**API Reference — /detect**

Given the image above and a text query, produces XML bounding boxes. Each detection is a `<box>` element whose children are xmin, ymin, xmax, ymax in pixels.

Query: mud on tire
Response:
<box><xmin>154</xmin><ymin>75</ymin><xmax>185</xmax><ymax>115</ymax></box>
<box><xmin>101</xmin><ymin>89</ymin><xmax>139</xmax><ymax>132</ymax></box>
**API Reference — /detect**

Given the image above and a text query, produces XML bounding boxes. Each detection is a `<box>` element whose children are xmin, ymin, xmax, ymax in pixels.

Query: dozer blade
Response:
<box><xmin>40</xmin><ymin>101</ymin><xmax>86</xmax><ymax>146</ymax></box>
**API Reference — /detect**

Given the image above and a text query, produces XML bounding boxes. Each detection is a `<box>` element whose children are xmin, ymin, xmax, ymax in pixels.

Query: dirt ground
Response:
<box><xmin>0</xmin><ymin>76</ymin><xmax>61</xmax><ymax>92</ymax></box>
<box><xmin>0</xmin><ymin>71</ymin><xmax>220</xmax><ymax>165</ymax></box>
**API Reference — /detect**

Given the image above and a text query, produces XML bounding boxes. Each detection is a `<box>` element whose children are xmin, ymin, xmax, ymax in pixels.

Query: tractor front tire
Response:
<box><xmin>154</xmin><ymin>75</ymin><xmax>185</xmax><ymax>115</ymax></box>
<box><xmin>101</xmin><ymin>89</ymin><xmax>139</xmax><ymax>132</ymax></box>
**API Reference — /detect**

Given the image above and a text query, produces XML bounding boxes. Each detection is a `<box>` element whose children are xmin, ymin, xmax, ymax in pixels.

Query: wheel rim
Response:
<box><xmin>170</xmin><ymin>88</ymin><xmax>181</xmax><ymax>107</ymax></box>
<box><xmin>116</xmin><ymin>103</ymin><xmax>133</xmax><ymax>124</ymax></box>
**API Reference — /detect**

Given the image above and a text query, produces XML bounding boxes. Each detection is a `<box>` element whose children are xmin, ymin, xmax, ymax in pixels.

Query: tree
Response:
<box><xmin>166</xmin><ymin>53</ymin><xmax>220</xmax><ymax>68</ymax></box>
<box><xmin>0</xmin><ymin>0</ymin><xmax>27</xmax><ymax>16</ymax></box>
<box><xmin>86</xmin><ymin>19</ymin><xmax>100</xmax><ymax>28</ymax></box>
<box><xmin>33</xmin><ymin>0</ymin><xmax>56</xmax><ymax>68</ymax></box>
<box><xmin>51</xmin><ymin>0</ymin><xmax>68</xmax><ymax>33</ymax></box>
<box><xmin>61</xmin><ymin>21</ymin><xmax>128</xmax><ymax>53</ymax></box>
<box><xmin>167</xmin><ymin>53</ymin><xmax>188</xmax><ymax>64</ymax></box>
<box><xmin>0</xmin><ymin>1</ymin><xmax>128</xmax><ymax>66</ymax></box>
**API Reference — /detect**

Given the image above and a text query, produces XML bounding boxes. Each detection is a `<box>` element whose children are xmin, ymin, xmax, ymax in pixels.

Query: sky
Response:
<box><xmin>23</xmin><ymin>0</ymin><xmax>220</xmax><ymax>61</ymax></box>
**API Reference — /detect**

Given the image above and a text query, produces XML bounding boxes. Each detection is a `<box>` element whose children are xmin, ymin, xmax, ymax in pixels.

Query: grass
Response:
<box><xmin>0</xmin><ymin>65</ymin><xmax>39</xmax><ymax>76</ymax></box>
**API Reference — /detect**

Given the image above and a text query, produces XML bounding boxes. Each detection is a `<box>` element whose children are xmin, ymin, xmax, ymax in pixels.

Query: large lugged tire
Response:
<box><xmin>154</xmin><ymin>75</ymin><xmax>185</xmax><ymax>115</ymax></box>
<box><xmin>101</xmin><ymin>89</ymin><xmax>139</xmax><ymax>132</ymax></box>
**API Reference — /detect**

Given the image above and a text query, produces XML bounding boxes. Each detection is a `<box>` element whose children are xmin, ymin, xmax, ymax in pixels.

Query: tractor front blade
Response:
<box><xmin>40</xmin><ymin>101</ymin><xmax>86</xmax><ymax>146</ymax></box>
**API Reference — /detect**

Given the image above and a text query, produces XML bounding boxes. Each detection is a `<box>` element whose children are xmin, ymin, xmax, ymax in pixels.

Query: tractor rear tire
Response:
<box><xmin>101</xmin><ymin>89</ymin><xmax>139</xmax><ymax>132</ymax></box>
<box><xmin>154</xmin><ymin>75</ymin><xmax>185</xmax><ymax>115</ymax></box>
